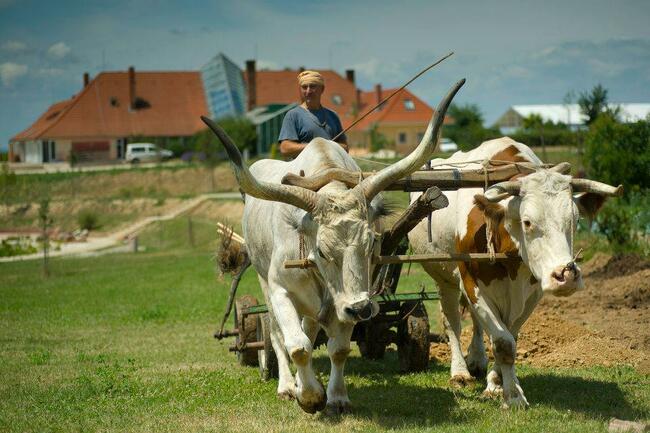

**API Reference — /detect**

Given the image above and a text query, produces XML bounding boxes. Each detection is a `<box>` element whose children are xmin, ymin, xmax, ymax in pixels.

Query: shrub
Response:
<box><xmin>583</xmin><ymin>115</ymin><xmax>650</xmax><ymax>190</ymax></box>
<box><xmin>78</xmin><ymin>210</ymin><xmax>101</xmax><ymax>231</ymax></box>
<box><xmin>594</xmin><ymin>190</ymin><xmax>650</xmax><ymax>254</ymax></box>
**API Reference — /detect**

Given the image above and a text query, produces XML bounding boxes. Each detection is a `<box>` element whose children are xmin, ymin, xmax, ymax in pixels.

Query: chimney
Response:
<box><xmin>245</xmin><ymin>60</ymin><xmax>256</xmax><ymax>111</ymax></box>
<box><xmin>375</xmin><ymin>84</ymin><xmax>383</xmax><ymax>108</ymax></box>
<box><xmin>128</xmin><ymin>66</ymin><xmax>136</xmax><ymax>110</ymax></box>
<box><xmin>345</xmin><ymin>69</ymin><xmax>355</xmax><ymax>84</ymax></box>
<box><xmin>83</xmin><ymin>72</ymin><xmax>89</xmax><ymax>88</ymax></box>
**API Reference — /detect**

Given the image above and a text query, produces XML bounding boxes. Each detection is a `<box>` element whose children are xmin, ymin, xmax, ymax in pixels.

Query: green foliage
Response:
<box><xmin>445</xmin><ymin>103</ymin><xmax>501</xmax><ymax>150</ymax></box>
<box><xmin>0</xmin><ymin>237</ymin><xmax>37</xmax><ymax>257</ymax></box>
<box><xmin>578</xmin><ymin>84</ymin><xmax>620</xmax><ymax>125</ymax></box>
<box><xmin>584</xmin><ymin>115</ymin><xmax>650</xmax><ymax>190</ymax></box>
<box><xmin>595</xmin><ymin>190</ymin><xmax>650</xmax><ymax>254</ymax></box>
<box><xmin>510</xmin><ymin>117</ymin><xmax>576</xmax><ymax>148</ymax></box>
<box><xmin>369</xmin><ymin>123</ymin><xmax>392</xmax><ymax>152</ymax></box>
<box><xmin>77</xmin><ymin>209</ymin><xmax>101</xmax><ymax>231</ymax></box>
<box><xmin>192</xmin><ymin>116</ymin><xmax>257</xmax><ymax>165</ymax></box>
<box><xmin>0</xmin><ymin>162</ymin><xmax>17</xmax><ymax>206</ymax></box>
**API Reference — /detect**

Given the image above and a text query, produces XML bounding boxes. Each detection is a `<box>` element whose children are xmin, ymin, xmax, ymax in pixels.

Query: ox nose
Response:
<box><xmin>549</xmin><ymin>261</ymin><xmax>581</xmax><ymax>295</ymax></box>
<box><xmin>344</xmin><ymin>300</ymin><xmax>374</xmax><ymax>322</ymax></box>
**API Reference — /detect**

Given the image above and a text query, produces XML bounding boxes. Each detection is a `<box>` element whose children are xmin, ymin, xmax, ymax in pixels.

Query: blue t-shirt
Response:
<box><xmin>278</xmin><ymin>106</ymin><xmax>346</xmax><ymax>143</ymax></box>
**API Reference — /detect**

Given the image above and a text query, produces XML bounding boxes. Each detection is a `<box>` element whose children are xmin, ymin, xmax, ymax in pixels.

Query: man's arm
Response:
<box><xmin>279</xmin><ymin>140</ymin><xmax>307</xmax><ymax>158</ymax></box>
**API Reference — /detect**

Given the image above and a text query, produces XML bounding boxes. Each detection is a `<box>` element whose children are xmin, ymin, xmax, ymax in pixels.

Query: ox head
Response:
<box><xmin>202</xmin><ymin>79</ymin><xmax>465</xmax><ymax>324</ymax></box>
<box><xmin>478</xmin><ymin>169</ymin><xmax>622</xmax><ymax>296</ymax></box>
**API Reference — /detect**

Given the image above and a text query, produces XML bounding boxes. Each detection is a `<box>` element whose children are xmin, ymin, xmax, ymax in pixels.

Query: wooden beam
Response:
<box><xmin>373</xmin><ymin>253</ymin><xmax>521</xmax><ymax>264</ymax></box>
<box><xmin>281</xmin><ymin>162</ymin><xmax>569</xmax><ymax>192</ymax></box>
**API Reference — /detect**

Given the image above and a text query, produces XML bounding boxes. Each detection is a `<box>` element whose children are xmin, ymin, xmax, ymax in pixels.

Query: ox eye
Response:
<box><xmin>523</xmin><ymin>219</ymin><xmax>532</xmax><ymax>230</ymax></box>
<box><xmin>317</xmin><ymin>247</ymin><xmax>328</xmax><ymax>260</ymax></box>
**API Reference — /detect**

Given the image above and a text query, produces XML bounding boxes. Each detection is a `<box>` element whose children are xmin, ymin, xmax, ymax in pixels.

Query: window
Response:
<box><xmin>398</xmin><ymin>132</ymin><xmax>407</xmax><ymax>144</ymax></box>
<box><xmin>331</xmin><ymin>94</ymin><xmax>343</xmax><ymax>105</ymax></box>
<box><xmin>404</xmin><ymin>99</ymin><xmax>415</xmax><ymax>111</ymax></box>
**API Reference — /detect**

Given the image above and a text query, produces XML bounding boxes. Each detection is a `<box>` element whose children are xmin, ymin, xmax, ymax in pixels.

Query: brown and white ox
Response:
<box><xmin>409</xmin><ymin>138</ymin><xmax>621</xmax><ymax>408</ymax></box>
<box><xmin>202</xmin><ymin>80</ymin><xmax>464</xmax><ymax>414</ymax></box>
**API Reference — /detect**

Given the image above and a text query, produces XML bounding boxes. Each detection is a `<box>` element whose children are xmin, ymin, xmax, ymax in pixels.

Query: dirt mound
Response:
<box><xmin>584</xmin><ymin>253</ymin><xmax>650</xmax><ymax>279</ymax></box>
<box><xmin>429</xmin><ymin>253</ymin><xmax>650</xmax><ymax>371</ymax></box>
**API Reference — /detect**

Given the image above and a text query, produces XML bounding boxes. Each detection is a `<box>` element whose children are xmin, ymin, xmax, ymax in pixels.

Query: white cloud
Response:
<box><xmin>37</xmin><ymin>68</ymin><xmax>65</xmax><ymax>77</ymax></box>
<box><xmin>47</xmin><ymin>42</ymin><xmax>71</xmax><ymax>59</ymax></box>
<box><xmin>1</xmin><ymin>40</ymin><xmax>27</xmax><ymax>52</ymax></box>
<box><xmin>256</xmin><ymin>59</ymin><xmax>279</xmax><ymax>70</ymax></box>
<box><xmin>0</xmin><ymin>62</ymin><xmax>28</xmax><ymax>86</ymax></box>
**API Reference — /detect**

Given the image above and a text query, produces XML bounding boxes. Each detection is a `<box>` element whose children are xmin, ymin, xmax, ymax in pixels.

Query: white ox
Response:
<box><xmin>202</xmin><ymin>80</ymin><xmax>464</xmax><ymax>414</ymax></box>
<box><xmin>409</xmin><ymin>138</ymin><xmax>621</xmax><ymax>408</ymax></box>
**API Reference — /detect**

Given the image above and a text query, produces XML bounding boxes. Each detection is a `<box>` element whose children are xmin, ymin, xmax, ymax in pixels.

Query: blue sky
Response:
<box><xmin>1</xmin><ymin>0</ymin><xmax>649</xmax><ymax>151</ymax></box>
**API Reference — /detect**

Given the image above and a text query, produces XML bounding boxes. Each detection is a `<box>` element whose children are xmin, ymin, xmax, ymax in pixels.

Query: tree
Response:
<box><xmin>38</xmin><ymin>197</ymin><xmax>52</xmax><ymax>277</ymax></box>
<box><xmin>522</xmin><ymin>114</ymin><xmax>547</xmax><ymax>160</ymax></box>
<box><xmin>445</xmin><ymin>103</ymin><xmax>500</xmax><ymax>150</ymax></box>
<box><xmin>192</xmin><ymin>116</ymin><xmax>257</xmax><ymax>190</ymax></box>
<box><xmin>369</xmin><ymin>123</ymin><xmax>392</xmax><ymax>152</ymax></box>
<box><xmin>578</xmin><ymin>84</ymin><xmax>620</xmax><ymax>125</ymax></box>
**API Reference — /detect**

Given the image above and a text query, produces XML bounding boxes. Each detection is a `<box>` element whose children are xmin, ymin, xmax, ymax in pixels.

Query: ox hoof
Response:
<box><xmin>324</xmin><ymin>400</ymin><xmax>352</xmax><ymax>416</ymax></box>
<box><xmin>277</xmin><ymin>390</ymin><xmax>296</xmax><ymax>401</ymax></box>
<box><xmin>449</xmin><ymin>373</ymin><xmax>475</xmax><ymax>388</ymax></box>
<box><xmin>502</xmin><ymin>394</ymin><xmax>529</xmax><ymax>410</ymax></box>
<box><xmin>297</xmin><ymin>394</ymin><xmax>327</xmax><ymax>414</ymax></box>
<box><xmin>296</xmin><ymin>380</ymin><xmax>327</xmax><ymax>414</ymax></box>
<box><xmin>481</xmin><ymin>386</ymin><xmax>503</xmax><ymax>400</ymax></box>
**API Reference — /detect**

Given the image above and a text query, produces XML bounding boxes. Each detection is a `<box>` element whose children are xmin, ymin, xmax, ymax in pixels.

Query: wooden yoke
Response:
<box><xmin>281</xmin><ymin>162</ymin><xmax>570</xmax><ymax>192</ymax></box>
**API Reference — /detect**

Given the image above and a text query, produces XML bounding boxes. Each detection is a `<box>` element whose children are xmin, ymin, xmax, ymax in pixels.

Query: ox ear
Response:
<box><xmin>574</xmin><ymin>192</ymin><xmax>607</xmax><ymax>221</ymax></box>
<box><xmin>474</xmin><ymin>195</ymin><xmax>506</xmax><ymax>223</ymax></box>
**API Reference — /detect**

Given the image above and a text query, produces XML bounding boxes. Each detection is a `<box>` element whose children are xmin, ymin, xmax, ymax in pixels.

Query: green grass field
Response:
<box><xmin>1</xmin><ymin>219</ymin><xmax>648</xmax><ymax>432</ymax></box>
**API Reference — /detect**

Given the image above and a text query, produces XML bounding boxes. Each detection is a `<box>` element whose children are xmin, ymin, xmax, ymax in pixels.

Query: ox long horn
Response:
<box><xmin>484</xmin><ymin>180</ymin><xmax>521</xmax><ymax>202</ymax></box>
<box><xmin>201</xmin><ymin>116</ymin><xmax>319</xmax><ymax>212</ymax></box>
<box><xmin>358</xmin><ymin>79</ymin><xmax>465</xmax><ymax>201</ymax></box>
<box><xmin>571</xmin><ymin>179</ymin><xmax>623</xmax><ymax>197</ymax></box>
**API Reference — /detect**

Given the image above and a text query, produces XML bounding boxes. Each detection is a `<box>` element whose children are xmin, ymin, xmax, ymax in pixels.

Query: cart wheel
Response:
<box><xmin>234</xmin><ymin>295</ymin><xmax>259</xmax><ymax>367</ymax></box>
<box><xmin>256</xmin><ymin>313</ymin><xmax>278</xmax><ymax>380</ymax></box>
<box><xmin>397</xmin><ymin>301</ymin><xmax>430</xmax><ymax>372</ymax></box>
<box><xmin>358</xmin><ymin>321</ymin><xmax>387</xmax><ymax>360</ymax></box>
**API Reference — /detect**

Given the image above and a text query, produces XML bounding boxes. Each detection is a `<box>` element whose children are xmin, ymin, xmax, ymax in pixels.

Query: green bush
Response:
<box><xmin>78</xmin><ymin>210</ymin><xmax>101</xmax><ymax>231</ymax></box>
<box><xmin>445</xmin><ymin>104</ymin><xmax>501</xmax><ymax>150</ymax></box>
<box><xmin>594</xmin><ymin>191</ymin><xmax>649</xmax><ymax>254</ymax></box>
<box><xmin>583</xmin><ymin>115</ymin><xmax>650</xmax><ymax>190</ymax></box>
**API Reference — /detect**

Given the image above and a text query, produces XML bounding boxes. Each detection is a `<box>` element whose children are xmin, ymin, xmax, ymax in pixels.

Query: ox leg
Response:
<box><xmin>439</xmin><ymin>284</ymin><xmax>474</xmax><ymax>387</ymax></box>
<box><xmin>465</xmin><ymin>308</ymin><xmax>488</xmax><ymax>379</ymax></box>
<box><xmin>269</xmin><ymin>287</ymin><xmax>326</xmax><ymax>413</ymax></box>
<box><xmin>258</xmin><ymin>276</ymin><xmax>296</xmax><ymax>400</ymax></box>
<box><xmin>323</xmin><ymin>321</ymin><xmax>354</xmax><ymax>415</ymax></box>
<box><xmin>483</xmin><ymin>363</ymin><xmax>503</xmax><ymax>399</ymax></box>
<box><xmin>472</xmin><ymin>297</ymin><xmax>529</xmax><ymax>409</ymax></box>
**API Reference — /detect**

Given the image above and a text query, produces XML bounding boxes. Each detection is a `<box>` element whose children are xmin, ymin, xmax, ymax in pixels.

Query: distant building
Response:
<box><xmin>9</xmin><ymin>68</ymin><xmax>208</xmax><ymax>164</ymax></box>
<box><xmin>495</xmin><ymin>103</ymin><xmax>650</xmax><ymax>134</ymax></box>
<box><xmin>201</xmin><ymin>53</ymin><xmax>246</xmax><ymax>119</ymax></box>
<box><xmin>348</xmin><ymin>84</ymin><xmax>453</xmax><ymax>155</ymax></box>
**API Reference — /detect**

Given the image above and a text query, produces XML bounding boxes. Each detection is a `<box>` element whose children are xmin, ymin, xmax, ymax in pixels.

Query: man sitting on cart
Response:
<box><xmin>278</xmin><ymin>70</ymin><xmax>348</xmax><ymax>157</ymax></box>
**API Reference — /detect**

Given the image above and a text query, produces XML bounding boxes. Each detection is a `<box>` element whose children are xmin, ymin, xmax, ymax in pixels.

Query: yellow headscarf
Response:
<box><xmin>298</xmin><ymin>70</ymin><xmax>325</xmax><ymax>87</ymax></box>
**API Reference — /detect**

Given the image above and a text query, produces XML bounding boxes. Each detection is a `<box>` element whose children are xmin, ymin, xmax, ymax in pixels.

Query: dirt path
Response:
<box><xmin>0</xmin><ymin>192</ymin><xmax>242</xmax><ymax>262</ymax></box>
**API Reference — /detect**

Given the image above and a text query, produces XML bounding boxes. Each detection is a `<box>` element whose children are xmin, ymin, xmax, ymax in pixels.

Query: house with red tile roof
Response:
<box><xmin>9</xmin><ymin>68</ymin><xmax>208</xmax><ymax>163</ymax></box>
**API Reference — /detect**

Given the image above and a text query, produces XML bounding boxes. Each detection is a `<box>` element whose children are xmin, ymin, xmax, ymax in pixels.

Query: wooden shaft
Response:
<box><xmin>284</xmin><ymin>252</ymin><xmax>521</xmax><ymax>269</ymax></box>
<box><xmin>380</xmin><ymin>186</ymin><xmax>448</xmax><ymax>255</ymax></box>
<box><xmin>373</xmin><ymin>253</ymin><xmax>521</xmax><ymax>264</ymax></box>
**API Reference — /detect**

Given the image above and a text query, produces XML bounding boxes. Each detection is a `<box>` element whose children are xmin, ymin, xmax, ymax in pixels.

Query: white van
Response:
<box><xmin>125</xmin><ymin>143</ymin><xmax>173</xmax><ymax>163</ymax></box>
